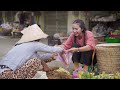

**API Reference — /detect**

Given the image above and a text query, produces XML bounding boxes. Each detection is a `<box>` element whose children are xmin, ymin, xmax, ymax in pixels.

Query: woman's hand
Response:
<box><xmin>41</xmin><ymin>61</ymin><xmax>51</xmax><ymax>72</ymax></box>
<box><xmin>66</xmin><ymin>48</ymin><xmax>79</xmax><ymax>53</ymax></box>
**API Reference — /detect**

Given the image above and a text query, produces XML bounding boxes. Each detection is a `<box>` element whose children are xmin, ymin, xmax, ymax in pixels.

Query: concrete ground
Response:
<box><xmin>0</xmin><ymin>36</ymin><xmax>74</xmax><ymax>73</ymax></box>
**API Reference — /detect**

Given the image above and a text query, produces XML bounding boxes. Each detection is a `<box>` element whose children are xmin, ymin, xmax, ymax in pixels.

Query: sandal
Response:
<box><xmin>72</xmin><ymin>66</ymin><xmax>87</xmax><ymax>78</ymax></box>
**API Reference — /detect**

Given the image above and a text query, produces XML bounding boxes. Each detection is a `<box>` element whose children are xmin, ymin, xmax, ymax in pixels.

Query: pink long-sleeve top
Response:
<box><xmin>63</xmin><ymin>30</ymin><xmax>95</xmax><ymax>50</ymax></box>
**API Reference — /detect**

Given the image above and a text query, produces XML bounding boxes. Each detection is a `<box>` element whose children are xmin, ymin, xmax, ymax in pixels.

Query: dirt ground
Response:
<box><xmin>0</xmin><ymin>36</ymin><xmax>74</xmax><ymax>73</ymax></box>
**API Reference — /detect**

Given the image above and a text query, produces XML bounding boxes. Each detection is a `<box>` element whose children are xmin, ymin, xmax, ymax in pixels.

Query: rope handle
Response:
<box><xmin>92</xmin><ymin>49</ymin><xmax>96</xmax><ymax>61</ymax></box>
<box><xmin>91</xmin><ymin>49</ymin><xmax>96</xmax><ymax>71</ymax></box>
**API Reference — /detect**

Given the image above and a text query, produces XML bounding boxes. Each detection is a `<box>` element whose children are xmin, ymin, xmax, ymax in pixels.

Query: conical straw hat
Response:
<box><xmin>16</xmin><ymin>24</ymin><xmax>48</xmax><ymax>44</ymax></box>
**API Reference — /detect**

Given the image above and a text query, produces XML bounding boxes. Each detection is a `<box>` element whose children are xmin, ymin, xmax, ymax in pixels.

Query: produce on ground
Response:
<box><xmin>46</xmin><ymin>67</ymin><xmax>72</xmax><ymax>79</ymax></box>
<box><xmin>78</xmin><ymin>71</ymin><xmax>120</xmax><ymax>79</ymax></box>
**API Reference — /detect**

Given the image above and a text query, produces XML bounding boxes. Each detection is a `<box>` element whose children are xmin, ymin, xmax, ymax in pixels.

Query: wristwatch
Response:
<box><xmin>77</xmin><ymin>48</ymin><xmax>80</xmax><ymax>52</ymax></box>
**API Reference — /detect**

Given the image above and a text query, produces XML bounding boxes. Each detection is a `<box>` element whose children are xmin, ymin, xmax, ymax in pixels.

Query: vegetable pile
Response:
<box><xmin>78</xmin><ymin>71</ymin><xmax>120</xmax><ymax>79</ymax></box>
<box><xmin>46</xmin><ymin>67</ymin><xmax>72</xmax><ymax>79</ymax></box>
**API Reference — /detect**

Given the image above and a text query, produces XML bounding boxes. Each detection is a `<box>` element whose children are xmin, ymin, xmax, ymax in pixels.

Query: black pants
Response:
<box><xmin>72</xmin><ymin>46</ymin><xmax>97</xmax><ymax>66</ymax></box>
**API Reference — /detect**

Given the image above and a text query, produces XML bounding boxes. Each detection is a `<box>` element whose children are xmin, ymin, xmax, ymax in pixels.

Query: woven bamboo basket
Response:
<box><xmin>95</xmin><ymin>43</ymin><xmax>120</xmax><ymax>74</ymax></box>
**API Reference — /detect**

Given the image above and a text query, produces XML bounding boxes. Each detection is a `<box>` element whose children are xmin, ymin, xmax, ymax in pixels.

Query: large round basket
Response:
<box><xmin>95</xmin><ymin>43</ymin><xmax>120</xmax><ymax>74</ymax></box>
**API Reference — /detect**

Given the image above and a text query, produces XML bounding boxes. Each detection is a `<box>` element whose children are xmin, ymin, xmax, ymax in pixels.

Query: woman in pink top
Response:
<box><xmin>61</xmin><ymin>19</ymin><xmax>97</xmax><ymax>72</ymax></box>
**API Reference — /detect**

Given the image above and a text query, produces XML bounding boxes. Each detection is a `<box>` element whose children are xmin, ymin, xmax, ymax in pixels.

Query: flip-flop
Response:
<box><xmin>72</xmin><ymin>66</ymin><xmax>87</xmax><ymax>78</ymax></box>
<box><xmin>72</xmin><ymin>66</ymin><xmax>82</xmax><ymax>78</ymax></box>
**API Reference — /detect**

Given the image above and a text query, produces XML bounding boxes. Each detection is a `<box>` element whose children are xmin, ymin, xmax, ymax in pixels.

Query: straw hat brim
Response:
<box><xmin>16</xmin><ymin>24</ymin><xmax>48</xmax><ymax>44</ymax></box>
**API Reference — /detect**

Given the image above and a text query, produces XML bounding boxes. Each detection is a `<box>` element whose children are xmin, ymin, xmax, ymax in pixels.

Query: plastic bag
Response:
<box><xmin>32</xmin><ymin>71</ymin><xmax>48</xmax><ymax>79</ymax></box>
<box><xmin>56</xmin><ymin>52</ymin><xmax>73</xmax><ymax>66</ymax></box>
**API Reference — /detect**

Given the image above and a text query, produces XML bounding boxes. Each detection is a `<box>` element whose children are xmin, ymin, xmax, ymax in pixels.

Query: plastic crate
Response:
<box><xmin>110</xmin><ymin>34</ymin><xmax>120</xmax><ymax>38</ymax></box>
<box><xmin>105</xmin><ymin>37</ymin><xmax>120</xmax><ymax>43</ymax></box>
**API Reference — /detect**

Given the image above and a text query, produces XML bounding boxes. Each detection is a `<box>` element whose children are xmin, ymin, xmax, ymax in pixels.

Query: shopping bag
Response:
<box><xmin>56</xmin><ymin>52</ymin><xmax>73</xmax><ymax>66</ymax></box>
